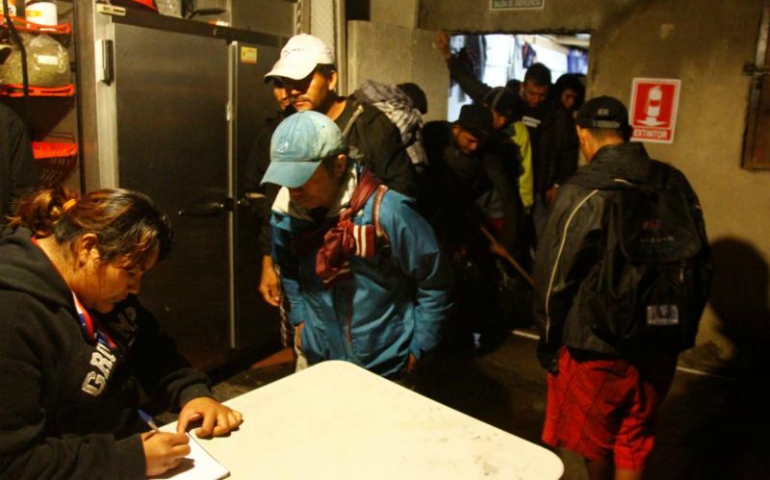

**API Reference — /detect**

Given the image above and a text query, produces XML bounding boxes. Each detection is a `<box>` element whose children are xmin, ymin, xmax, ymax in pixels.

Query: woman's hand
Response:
<box><xmin>142</xmin><ymin>431</ymin><xmax>190</xmax><ymax>477</ymax></box>
<box><xmin>176</xmin><ymin>397</ymin><xmax>244</xmax><ymax>438</ymax></box>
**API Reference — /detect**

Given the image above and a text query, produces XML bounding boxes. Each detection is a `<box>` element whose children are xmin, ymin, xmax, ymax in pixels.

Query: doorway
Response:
<box><xmin>446</xmin><ymin>33</ymin><xmax>590</xmax><ymax>120</ymax></box>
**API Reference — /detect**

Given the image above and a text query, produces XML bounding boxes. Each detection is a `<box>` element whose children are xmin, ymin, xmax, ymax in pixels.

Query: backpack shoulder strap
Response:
<box><xmin>346</xmin><ymin>170</ymin><xmax>382</xmax><ymax>218</ymax></box>
<box><xmin>341</xmin><ymin>103</ymin><xmax>366</xmax><ymax>139</ymax></box>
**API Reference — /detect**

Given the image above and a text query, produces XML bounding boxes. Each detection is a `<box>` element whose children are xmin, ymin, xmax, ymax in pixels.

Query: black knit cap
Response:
<box><xmin>575</xmin><ymin>95</ymin><xmax>629</xmax><ymax>130</ymax></box>
<box><xmin>456</xmin><ymin>104</ymin><xmax>493</xmax><ymax>141</ymax></box>
<box><xmin>483</xmin><ymin>87</ymin><xmax>525</xmax><ymax>121</ymax></box>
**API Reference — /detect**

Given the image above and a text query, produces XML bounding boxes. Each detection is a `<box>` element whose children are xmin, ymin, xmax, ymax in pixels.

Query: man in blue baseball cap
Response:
<box><xmin>262</xmin><ymin>109</ymin><xmax>346</xmax><ymax>193</ymax></box>
<box><xmin>262</xmin><ymin>111</ymin><xmax>453</xmax><ymax>380</ymax></box>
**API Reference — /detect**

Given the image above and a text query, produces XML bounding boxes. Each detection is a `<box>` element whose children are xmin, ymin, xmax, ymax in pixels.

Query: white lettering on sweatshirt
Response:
<box><xmin>81</xmin><ymin>342</ymin><xmax>117</xmax><ymax>396</ymax></box>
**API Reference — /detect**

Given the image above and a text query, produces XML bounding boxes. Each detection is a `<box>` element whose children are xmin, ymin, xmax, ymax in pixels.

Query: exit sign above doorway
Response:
<box><xmin>491</xmin><ymin>0</ymin><xmax>545</xmax><ymax>11</ymax></box>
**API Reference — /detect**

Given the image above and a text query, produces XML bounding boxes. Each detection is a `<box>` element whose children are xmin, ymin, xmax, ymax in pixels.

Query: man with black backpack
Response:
<box><xmin>533</xmin><ymin>96</ymin><xmax>713</xmax><ymax>480</ymax></box>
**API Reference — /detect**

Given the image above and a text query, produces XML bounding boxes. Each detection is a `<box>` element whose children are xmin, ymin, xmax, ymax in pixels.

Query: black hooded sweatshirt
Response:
<box><xmin>0</xmin><ymin>225</ymin><xmax>212</xmax><ymax>479</ymax></box>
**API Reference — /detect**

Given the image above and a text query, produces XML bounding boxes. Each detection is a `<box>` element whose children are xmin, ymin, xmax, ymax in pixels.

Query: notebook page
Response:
<box><xmin>153</xmin><ymin>433</ymin><xmax>229</xmax><ymax>480</ymax></box>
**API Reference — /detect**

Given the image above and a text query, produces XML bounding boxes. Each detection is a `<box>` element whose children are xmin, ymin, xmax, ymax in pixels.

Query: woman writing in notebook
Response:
<box><xmin>0</xmin><ymin>188</ymin><xmax>243</xmax><ymax>479</ymax></box>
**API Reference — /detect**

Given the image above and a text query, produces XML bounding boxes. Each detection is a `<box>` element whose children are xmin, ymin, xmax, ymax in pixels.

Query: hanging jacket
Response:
<box><xmin>0</xmin><ymin>225</ymin><xmax>211</xmax><ymax>480</ymax></box>
<box><xmin>270</xmin><ymin>164</ymin><xmax>453</xmax><ymax>377</ymax></box>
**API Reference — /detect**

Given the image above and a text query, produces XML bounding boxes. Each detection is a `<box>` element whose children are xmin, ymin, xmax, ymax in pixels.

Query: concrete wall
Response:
<box><xmin>371</xmin><ymin>0</ymin><xmax>419</xmax><ymax>29</ymax></box>
<box><xmin>347</xmin><ymin>21</ymin><xmax>449</xmax><ymax>122</ymax></box>
<box><xmin>359</xmin><ymin>0</ymin><xmax>770</xmax><ymax>380</ymax></box>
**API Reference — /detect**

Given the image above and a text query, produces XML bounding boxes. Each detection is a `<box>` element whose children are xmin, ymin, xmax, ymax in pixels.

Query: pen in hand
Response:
<box><xmin>138</xmin><ymin>410</ymin><xmax>191</xmax><ymax>478</ymax></box>
<box><xmin>138</xmin><ymin>409</ymin><xmax>161</xmax><ymax>436</ymax></box>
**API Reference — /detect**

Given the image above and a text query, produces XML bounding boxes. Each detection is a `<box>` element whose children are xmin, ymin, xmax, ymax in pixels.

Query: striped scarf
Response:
<box><xmin>292</xmin><ymin>171</ymin><xmax>389</xmax><ymax>288</ymax></box>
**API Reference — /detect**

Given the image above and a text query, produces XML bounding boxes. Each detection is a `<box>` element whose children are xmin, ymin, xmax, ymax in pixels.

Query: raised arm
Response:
<box><xmin>436</xmin><ymin>30</ymin><xmax>494</xmax><ymax>105</ymax></box>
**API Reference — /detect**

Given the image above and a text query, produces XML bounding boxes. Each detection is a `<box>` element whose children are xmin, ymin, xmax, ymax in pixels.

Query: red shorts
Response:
<box><xmin>542</xmin><ymin>347</ymin><xmax>677</xmax><ymax>471</ymax></box>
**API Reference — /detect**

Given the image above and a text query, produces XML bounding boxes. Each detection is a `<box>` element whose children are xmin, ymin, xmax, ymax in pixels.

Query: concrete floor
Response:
<box><xmin>206</xmin><ymin>332</ymin><xmax>770</xmax><ymax>480</ymax></box>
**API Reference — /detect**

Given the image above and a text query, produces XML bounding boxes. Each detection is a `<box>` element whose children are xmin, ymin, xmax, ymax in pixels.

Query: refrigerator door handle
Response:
<box><xmin>178</xmin><ymin>197</ymin><xmax>235</xmax><ymax>217</ymax></box>
<box><xmin>100</xmin><ymin>40</ymin><xmax>115</xmax><ymax>85</ymax></box>
<box><xmin>236</xmin><ymin>191</ymin><xmax>268</xmax><ymax>208</ymax></box>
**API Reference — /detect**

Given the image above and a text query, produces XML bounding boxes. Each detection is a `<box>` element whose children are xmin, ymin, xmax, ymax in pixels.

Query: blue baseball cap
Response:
<box><xmin>262</xmin><ymin>111</ymin><xmax>345</xmax><ymax>188</ymax></box>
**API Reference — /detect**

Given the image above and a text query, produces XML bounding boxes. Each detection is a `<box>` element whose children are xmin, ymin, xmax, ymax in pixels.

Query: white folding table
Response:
<box><xmin>163</xmin><ymin>360</ymin><xmax>563</xmax><ymax>479</ymax></box>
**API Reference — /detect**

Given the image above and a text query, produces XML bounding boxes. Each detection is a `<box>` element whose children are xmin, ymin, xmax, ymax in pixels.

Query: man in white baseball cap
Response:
<box><xmin>264</xmin><ymin>34</ymin><xmax>417</xmax><ymax>198</ymax></box>
<box><xmin>264</xmin><ymin>33</ymin><xmax>335</xmax><ymax>81</ymax></box>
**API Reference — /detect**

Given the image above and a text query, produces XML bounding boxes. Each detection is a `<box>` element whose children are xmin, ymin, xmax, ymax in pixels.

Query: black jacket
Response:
<box><xmin>536</xmin><ymin>105</ymin><xmax>580</xmax><ymax>197</ymax></box>
<box><xmin>422</xmin><ymin>121</ymin><xmax>522</xmax><ymax>255</ymax></box>
<box><xmin>335</xmin><ymin>98</ymin><xmax>417</xmax><ymax>198</ymax></box>
<box><xmin>0</xmin><ymin>226</ymin><xmax>211</xmax><ymax>479</ymax></box>
<box><xmin>444</xmin><ymin>54</ymin><xmax>529</xmax><ymax>207</ymax></box>
<box><xmin>533</xmin><ymin>143</ymin><xmax>711</xmax><ymax>364</ymax></box>
<box><xmin>0</xmin><ymin>105</ymin><xmax>37</xmax><ymax>219</ymax></box>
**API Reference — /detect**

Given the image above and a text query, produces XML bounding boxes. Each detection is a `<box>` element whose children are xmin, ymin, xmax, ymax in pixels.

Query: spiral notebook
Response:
<box><xmin>154</xmin><ymin>433</ymin><xmax>229</xmax><ymax>480</ymax></box>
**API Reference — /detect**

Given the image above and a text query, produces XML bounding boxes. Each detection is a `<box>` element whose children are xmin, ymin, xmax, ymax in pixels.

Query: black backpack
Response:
<box><xmin>578</xmin><ymin>162</ymin><xmax>711</xmax><ymax>355</ymax></box>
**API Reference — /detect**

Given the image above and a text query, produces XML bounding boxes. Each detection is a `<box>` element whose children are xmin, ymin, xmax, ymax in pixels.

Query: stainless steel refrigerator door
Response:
<box><xmin>112</xmin><ymin>23</ymin><xmax>232</xmax><ymax>370</ymax></box>
<box><xmin>231</xmin><ymin>42</ymin><xmax>282</xmax><ymax>351</ymax></box>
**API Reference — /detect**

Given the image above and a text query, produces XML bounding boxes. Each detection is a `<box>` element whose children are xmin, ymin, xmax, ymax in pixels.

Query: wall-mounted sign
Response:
<box><xmin>491</xmin><ymin>0</ymin><xmax>545</xmax><ymax>11</ymax></box>
<box><xmin>629</xmin><ymin>78</ymin><xmax>681</xmax><ymax>144</ymax></box>
<box><xmin>240</xmin><ymin>46</ymin><xmax>258</xmax><ymax>65</ymax></box>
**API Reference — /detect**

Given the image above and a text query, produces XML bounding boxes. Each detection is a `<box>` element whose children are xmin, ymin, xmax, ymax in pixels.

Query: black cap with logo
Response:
<box><xmin>575</xmin><ymin>95</ymin><xmax>629</xmax><ymax>130</ymax></box>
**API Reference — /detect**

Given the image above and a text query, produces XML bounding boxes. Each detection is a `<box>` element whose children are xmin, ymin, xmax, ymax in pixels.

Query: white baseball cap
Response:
<box><xmin>264</xmin><ymin>34</ymin><xmax>335</xmax><ymax>81</ymax></box>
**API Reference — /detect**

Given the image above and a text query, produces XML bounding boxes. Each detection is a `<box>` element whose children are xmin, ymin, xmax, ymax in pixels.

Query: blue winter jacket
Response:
<box><xmin>270</xmin><ymin>170</ymin><xmax>453</xmax><ymax>377</ymax></box>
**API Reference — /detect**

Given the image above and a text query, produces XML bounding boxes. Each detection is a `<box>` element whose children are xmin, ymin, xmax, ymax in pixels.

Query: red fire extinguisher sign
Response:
<box><xmin>629</xmin><ymin>78</ymin><xmax>681</xmax><ymax>144</ymax></box>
